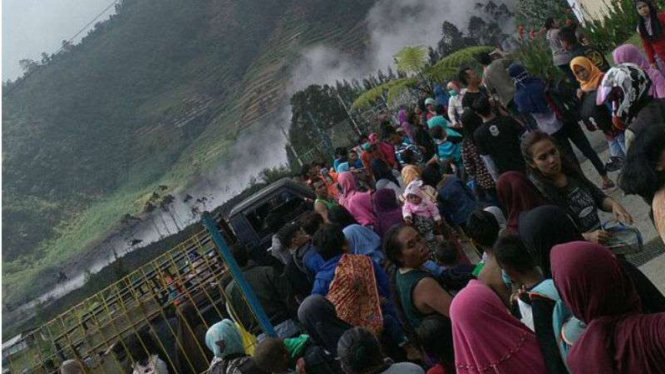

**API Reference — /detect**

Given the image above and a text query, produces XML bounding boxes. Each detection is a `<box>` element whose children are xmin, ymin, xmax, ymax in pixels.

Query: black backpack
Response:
<box><xmin>546</xmin><ymin>78</ymin><xmax>582</xmax><ymax>123</ymax></box>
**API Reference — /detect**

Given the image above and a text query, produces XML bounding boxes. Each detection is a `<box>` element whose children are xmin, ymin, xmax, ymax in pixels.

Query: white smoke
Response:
<box><xmin>291</xmin><ymin>0</ymin><xmax>516</xmax><ymax>90</ymax></box>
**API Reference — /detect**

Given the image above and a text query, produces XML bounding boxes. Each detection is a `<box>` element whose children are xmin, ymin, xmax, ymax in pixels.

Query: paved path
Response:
<box><xmin>572</xmin><ymin>128</ymin><xmax>665</xmax><ymax>293</ymax></box>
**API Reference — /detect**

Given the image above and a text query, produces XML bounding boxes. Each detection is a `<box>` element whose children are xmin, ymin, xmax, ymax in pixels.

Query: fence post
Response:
<box><xmin>201</xmin><ymin>213</ymin><xmax>277</xmax><ymax>337</ymax></box>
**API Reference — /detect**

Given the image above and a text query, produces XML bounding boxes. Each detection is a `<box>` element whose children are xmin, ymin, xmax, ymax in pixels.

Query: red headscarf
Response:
<box><xmin>496</xmin><ymin>171</ymin><xmax>547</xmax><ymax>232</ymax></box>
<box><xmin>551</xmin><ymin>242</ymin><xmax>665</xmax><ymax>374</ymax></box>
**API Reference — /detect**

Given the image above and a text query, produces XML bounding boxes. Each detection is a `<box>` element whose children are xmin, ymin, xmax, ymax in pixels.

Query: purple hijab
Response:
<box><xmin>372</xmin><ymin>189</ymin><xmax>404</xmax><ymax>238</ymax></box>
<box><xmin>613</xmin><ymin>44</ymin><xmax>665</xmax><ymax>99</ymax></box>
<box><xmin>398</xmin><ymin>109</ymin><xmax>416</xmax><ymax>140</ymax></box>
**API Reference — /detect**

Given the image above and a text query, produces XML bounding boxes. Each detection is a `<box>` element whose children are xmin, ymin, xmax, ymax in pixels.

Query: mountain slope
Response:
<box><xmin>2</xmin><ymin>0</ymin><xmax>375</xmax><ymax>309</ymax></box>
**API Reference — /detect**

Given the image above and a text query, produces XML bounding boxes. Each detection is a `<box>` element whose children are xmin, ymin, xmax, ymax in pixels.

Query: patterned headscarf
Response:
<box><xmin>598</xmin><ymin>63</ymin><xmax>652</xmax><ymax>123</ymax></box>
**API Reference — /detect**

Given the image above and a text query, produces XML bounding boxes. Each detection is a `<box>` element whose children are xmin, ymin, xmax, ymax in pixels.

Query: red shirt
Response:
<box><xmin>640</xmin><ymin>12</ymin><xmax>665</xmax><ymax>64</ymax></box>
<box><xmin>427</xmin><ymin>363</ymin><xmax>447</xmax><ymax>374</ymax></box>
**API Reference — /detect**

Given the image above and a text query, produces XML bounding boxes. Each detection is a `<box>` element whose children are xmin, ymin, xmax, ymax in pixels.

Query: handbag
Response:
<box><xmin>601</xmin><ymin>221</ymin><xmax>643</xmax><ymax>255</ymax></box>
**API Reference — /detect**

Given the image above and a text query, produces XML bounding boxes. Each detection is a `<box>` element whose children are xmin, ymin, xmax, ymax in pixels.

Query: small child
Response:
<box><xmin>254</xmin><ymin>337</ymin><xmax>293</xmax><ymax>374</ymax></box>
<box><xmin>430</xmin><ymin>126</ymin><xmax>464</xmax><ymax>176</ymax></box>
<box><xmin>403</xmin><ymin>180</ymin><xmax>443</xmax><ymax>254</ymax></box>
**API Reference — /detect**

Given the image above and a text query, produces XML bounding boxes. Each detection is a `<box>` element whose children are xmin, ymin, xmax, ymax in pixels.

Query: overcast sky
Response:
<box><xmin>3</xmin><ymin>0</ymin><xmax>116</xmax><ymax>81</ymax></box>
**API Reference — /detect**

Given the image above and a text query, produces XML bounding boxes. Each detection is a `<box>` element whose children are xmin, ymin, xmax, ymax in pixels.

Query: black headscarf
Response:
<box><xmin>518</xmin><ymin>205</ymin><xmax>583</xmax><ymax>277</ymax></box>
<box><xmin>371</xmin><ymin>159</ymin><xmax>400</xmax><ymax>187</ymax></box>
<box><xmin>637</xmin><ymin>0</ymin><xmax>663</xmax><ymax>41</ymax></box>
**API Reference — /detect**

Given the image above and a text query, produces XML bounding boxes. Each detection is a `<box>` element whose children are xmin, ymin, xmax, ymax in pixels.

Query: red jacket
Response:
<box><xmin>640</xmin><ymin>12</ymin><xmax>665</xmax><ymax>64</ymax></box>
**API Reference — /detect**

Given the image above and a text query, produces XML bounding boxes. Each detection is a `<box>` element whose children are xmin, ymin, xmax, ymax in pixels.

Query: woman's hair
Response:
<box><xmin>474</xmin><ymin>52</ymin><xmax>493</xmax><ymax>66</ymax></box>
<box><xmin>301</xmin><ymin>212</ymin><xmax>325</xmax><ymax>236</ymax></box>
<box><xmin>457</xmin><ymin>67</ymin><xmax>472</xmax><ymax>86</ymax></box>
<box><xmin>619</xmin><ymin>125</ymin><xmax>665</xmax><ymax>201</ymax></box>
<box><xmin>521</xmin><ymin>130</ymin><xmax>579</xmax><ymax>178</ymax></box>
<box><xmin>357</xmin><ymin>134</ymin><xmax>369</xmax><ymax>146</ymax></box>
<box><xmin>401</xmin><ymin>148</ymin><xmax>416</xmax><ymax>165</ymax></box>
<box><xmin>558</xmin><ymin>25</ymin><xmax>578</xmax><ymax>45</ymax></box>
<box><xmin>434</xmin><ymin>240</ymin><xmax>458</xmax><ymax>267</ymax></box>
<box><xmin>335</xmin><ymin>147</ymin><xmax>348</xmax><ymax>158</ymax></box>
<box><xmin>460</xmin><ymin>108</ymin><xmax>482</xmax><ymax>140</ymax></box>
<box><xmin>637</xmin><ymin>0</ymin><xmax>663</xmax><ymax>41</ymax></box>
<box><xmin>544</xmin><ymin>17</ymin><xmax>556</xmax><ymax>30</ymax></box>
<box><xmin>493</xmin><ymin>233</ymin><xmax>536</xmax><ymax>274</ymax></box>
<box><xmin>328</xmin><ymin>206</ymin><xmax>359</xmax><ymax>228</ymax></box>
<box><xmin>337</xmin><ymin>328</ymin><xmax>385</xmax><ymax>374</ymax></box>
<box><xmin>472</xmin><ymin>95</ymin><xmax>492</xmax><ymax>117</ymax></box>
<box><xmin>465</xmin><ymin>210</ymin><xmax>500</xmax><ymax>248</ymax></box>
<box><xmin>313</xmin><ymin>224</ymin><xmax>347</xmax><ymax>261</ymax></box>
<box><xmin>383</xmin><ymin>224</ymin><xmax>408</xmax><ymax>267</ymax></box>
<box><xmin>416</xmin><ymin>316</ymin><xmax>455</xmax><ymax>372</ymax></box>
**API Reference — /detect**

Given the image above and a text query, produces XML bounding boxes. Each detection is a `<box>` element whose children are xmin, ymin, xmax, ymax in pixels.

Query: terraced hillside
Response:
<box><xmin>2</xmin><ymin>0</ymin><xmax>375</xmax><ymax>312</ymax></box>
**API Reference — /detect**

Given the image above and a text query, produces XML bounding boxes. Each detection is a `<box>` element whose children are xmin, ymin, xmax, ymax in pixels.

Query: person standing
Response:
<box><xmin>476</xmin><ymin>52</ymin><xmax>517</xmax><ymax>115</ymax></box>
<box><xmin>471</xmin><ymin>96</ymin><xmax>526</xmax><ymax>180</ymax></box>
<box><xmin>545</xmin><ymin>17</ymin><xmax>576</xmax><ymax>82</ymax></box>
<box><xmin>636</xmin><ymin>0</ymin><xmax>665</xmax><ymax>72</ymax></box>
<box><xmin>559</xmin><ymin>26</ymin><xmax>610</xmax><ymax>71</ymax></box>
<box><xmin>447</xmin><ymin>81</ymin><xmax>466</xmax><ymax>128</ymax></box>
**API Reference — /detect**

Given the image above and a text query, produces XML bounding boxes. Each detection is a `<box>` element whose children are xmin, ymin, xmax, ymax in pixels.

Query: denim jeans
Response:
<box><xmin>607</xmin><ymin>132</ymin><xmax>626</xmax><ymax>159</ymax></box>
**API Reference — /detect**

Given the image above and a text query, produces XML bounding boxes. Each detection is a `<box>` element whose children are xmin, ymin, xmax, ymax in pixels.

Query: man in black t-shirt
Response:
<box><xmin>559</xmin><ymin>26</ymin><xmax>610</xmax><ymax>72</ymax></box>
<box><xmin>458</xmin><ymin>66</ymin><xmax>491</xmax><ymax>110</ymax></box>
<box><xmin>471</xmin><ymin>96</ymin><xmax>526</xmax><ymax>179</ymax></box>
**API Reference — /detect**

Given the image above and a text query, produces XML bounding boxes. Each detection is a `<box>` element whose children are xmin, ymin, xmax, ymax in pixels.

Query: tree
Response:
<box><xmin>18</xmin><ymin>59</ymin><xmax>39</xmax><ymax>74</ymax></box>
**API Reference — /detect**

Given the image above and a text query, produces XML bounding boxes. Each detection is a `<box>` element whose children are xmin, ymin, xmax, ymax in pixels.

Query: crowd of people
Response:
<box><xmin>59</xmin><ymin>3</ymin><xmax>665</xmax><ymax>374</ymax></box>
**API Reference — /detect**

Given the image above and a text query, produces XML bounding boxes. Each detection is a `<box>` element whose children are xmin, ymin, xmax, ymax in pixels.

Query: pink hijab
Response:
<box><xmin>451</xmin><ymin>280</ymin><xmax>548</xmax><ymax>374</ymax></box>
<box><xmin>613</xmin><ymin>44</ymin><xmax>665</xmax><ymax>99</ymax></box>
<box><xmin>338</xmin><ymin>172</ymin><xmax>376</xmax><ymax>226</ymax></box>
<box><xmin>551</xmin><ymin>242</ymin><xmax>665</xmax><ymax>374</ymax></box>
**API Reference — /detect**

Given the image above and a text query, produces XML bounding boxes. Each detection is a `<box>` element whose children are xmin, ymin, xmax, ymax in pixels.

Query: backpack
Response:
<box><xmin>546</xmin><ymin>79</ymin><xmax>582</xmax><ymax>123</ymax></box>
<box><xmin>301</xmin><ymin>346</ymin><xmax>341</xmax><ymax>374</ymax></box>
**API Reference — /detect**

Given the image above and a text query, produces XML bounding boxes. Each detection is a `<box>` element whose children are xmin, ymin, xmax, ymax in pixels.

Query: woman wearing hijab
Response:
<box><xmin>636</xmin><ymin>0</ymin><xmax>665</xmax><ymax>72</ymax></box>
<box><xmin>520</xmin><ymin>205</ymin><xmax>665</xmax><ymax>313</ymax></box>
<box><xmin>571</xmin><ymin>56</ymin><xmax>624</xmax><ymax>186</ymax></box>
<box><xmin>450</xmin><ymin>279</ymin><xmax>548</xmax><ymax>374</ymax></box>
<box><xmin>371</xmin><ymin>159</ymin><xmax>402</xmax><ymax>198</ymax></box>
<box><xmin>399</xmin><ymin>108</ymin><xmax>417</xmax><ymax>141</ymax></box>
<box><xmin>401</xmin><ymin>164</ymin><xmax>422</xmax><ymax>188</ymax></box>
<box><xmin>205</xmin><ymin>320</ymin><xmax>263</xmax><ymax>374</ymax></box>
<box><xmin>551</xmin><ymin>242</ymin><xmax>665</xmax><ymax>374</ymax></box>
<box><xmin>496</xmin><ymin>171</ymin><xmax>547</xmax><ymax>232</ymax></box>
<box><xmin>372</xmin><ymin>189</ymin><xmax>404</xmax><ymax>239</ymax></box>
<box><xmin>337</xmin><ymin>172</ymin><xmax>376</xmax><ymax>227</ymax></box>
<box><xmin>613</xmin><ymin>44</ymin><xmax>665</xmax><ymax>98</ymax></box>
<box><xmin>330</xmin><ymin>206</ymin><xmax>384</xmax><ymax>265</ymax></box>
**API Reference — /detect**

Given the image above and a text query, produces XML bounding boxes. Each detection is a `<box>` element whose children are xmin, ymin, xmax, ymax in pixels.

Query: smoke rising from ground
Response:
<box><xmin>291</xmin><ymin>0</ymin><xmax>515</xmax><ymax>90</ymax></box>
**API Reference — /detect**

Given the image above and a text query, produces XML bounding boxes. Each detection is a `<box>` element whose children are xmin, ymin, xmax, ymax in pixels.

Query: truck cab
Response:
<box><xmin>226</xmin><ymin>178</ymin><xmax>315</xmax><ymax>264</ymax></box>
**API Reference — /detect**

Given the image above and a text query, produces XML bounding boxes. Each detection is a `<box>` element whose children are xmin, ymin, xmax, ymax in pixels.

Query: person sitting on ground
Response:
<box><xmin>472</xmin><ymin>96</ymin><xmax>526</xmax><ymax>180</ymax></box>
<box><xmin>205</xmin><ymin>320</ymin><xmax>265</xmax><ymax>374</ymax></box>
<box><xmin>465</xmin><ymin>210</ymin><xmax>511</xmax><ymax>305</ymax></box>
<box><xmin>333</xmin><ymin>147</ymin><xmax>348</xmax><ymax>173</ymax></box>
<box><xmin>613</xmin><ymin>44</ymin><xmax>665</xmax><ymax>98</ymax></box>
<box><xmin>496</xmin><ymin>171</ymin><xmax>547</xmax><ymax>233</ymax></box>
<box><xmin>372</xmin><ymin>189</ymin><xmax>405</xmax><ymax>239</ymax></box>
<box><xmin>521</xmin><ymin>131</ymin><xmax>633</xmax><ymax>243</ymax></box>
<box><xmin>337</xmin><ymin>328</ymin><xmax>425</xmax><ymax>374</ymax></box>
<box><xmin>371</xmin><ymin>159</ymin><xmax>402</xmax><ymax>198</ymax></box>
<box><xmin>370</xmin><ymin>131</ymin><xmax>398</xmax><ymax>169</ymax></box>
<box><xmin>226</xmin><ymin>242</ymin><xmax>300</xmax><ymax>339</ymax></box>
<box><xmin>416</xmin><ymin>316</ymin><xmax>455</xmax><ymax>374</ymax></box>
<box><xmin>450</xmin><ymin>278</ymin><xmax>548</xmax><ymax>374</ymax></box>
<box><xmin>493</xmin><ymin>234</ymin><xmax>572</xmax><ymax>374</ymax></box>
<box><xmin>427</xmin><ymin>166</ymin><xmax>478</xmax><ymax>233</ymax></box>
<box><xmin>253</xmin><ymin>338</ymin><xmax>294</xmax><ymax>374</ymax></box>
<box><xmin>475</xmin><ymin>52</ymin><xmax>517</xmax><ymax>114</ymax></box>
<box><xmin>328</xmin><ymin>205</ymin><xmax>385</xmax><ymax>265</ymax></box>
<box><xmin>399</xmin><ymin>108</ymin><xmax>417</xmax><ymax>141</ymax></box>
<box><xmin>299</xmin><ymin>225</ymin><xmax>406</xmax><ymax>355</ymax></box>
<box><xmin>361</xmin><ymin>141</ymin><xmax>391</xmax><ymax>172</ymax></box>
<box><xmin>559</xmin><ymin>25</ymin><xmax>610</xmax><ymax>71</ymax></box>
<box><xmin>337</xmin><ymin>172</ymin><xmax>376</xmax><ymax>226</ymax></box>
<box><xmin>425</xmin><ymin>98</ymin><xmax>439</xmax><ymax>121</ymax></box>
<box><xmin>392</xmin><ymin>127</ymin><xmax>425</xmax><ymax>167</ymax></box>
<box><xmin>447</xmin><ymin>81</ymin><xmax>466</xmax><ymax>128</ymax></box>
<box><xmin>280</xmin><ymin>220</ymin><xmax>321</xmax><ymax>304</ymax></box>
<box><xmin>384</xmin><ymin>225</ymin><xmax>454</xmax><ymax>330</ymax></box>
<box><xmin>598</xmin><ymin>63</ymin><xmax>665</xmax><ymax>151</ymax></box>
<box><xmin>310</xmin><ymin>177</ymin><xmax>338</xmax><ymax>224</ymax></box>
<box><xmin>551</xmin><ymin>242</ymin><xmax>665</xmax><ymax>374</ymax></box>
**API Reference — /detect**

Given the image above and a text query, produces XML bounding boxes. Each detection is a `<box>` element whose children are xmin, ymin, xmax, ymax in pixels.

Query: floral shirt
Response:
<box><xmin>461</xmin><ymin>139</ymin><xmax>495</xmax><ymax>190</ymax></box>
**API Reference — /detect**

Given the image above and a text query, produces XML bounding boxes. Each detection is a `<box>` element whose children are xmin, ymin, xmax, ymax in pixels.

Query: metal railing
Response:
<box><xmin>3</xmin><ymin>214</ymin><xmax>273</xmax><ymax>374</ymax></box>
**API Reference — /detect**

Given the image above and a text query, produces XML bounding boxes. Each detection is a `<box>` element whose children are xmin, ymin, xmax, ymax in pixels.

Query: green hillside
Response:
<box><xmin>2</xmin><ymin>0</ymin><xmax>375</xmax><ymax>310</ymax></box>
